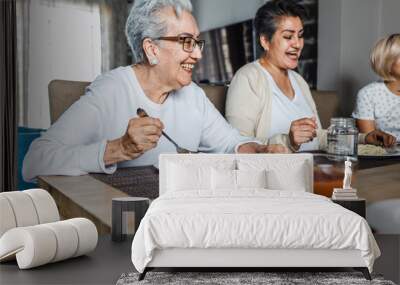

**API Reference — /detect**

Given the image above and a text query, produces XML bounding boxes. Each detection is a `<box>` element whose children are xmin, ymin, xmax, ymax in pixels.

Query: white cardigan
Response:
<box><xmin>226</xmin><ymin>61</ymin><xmax>327</xmax><ymax>150</ymax></box>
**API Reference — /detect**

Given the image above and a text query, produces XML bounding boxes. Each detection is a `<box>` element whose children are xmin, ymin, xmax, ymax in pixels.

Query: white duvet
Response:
<box><xmin>131</xmin><ymin>190</ymin><xmax>380</xmax><ymax>273</ymax></box>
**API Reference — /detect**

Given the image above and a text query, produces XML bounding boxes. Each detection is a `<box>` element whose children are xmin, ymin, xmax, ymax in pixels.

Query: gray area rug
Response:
<box><xmin>116</xmin><ymin>272</ymin><xmax>395</xmax><ymax>285</ymax></box>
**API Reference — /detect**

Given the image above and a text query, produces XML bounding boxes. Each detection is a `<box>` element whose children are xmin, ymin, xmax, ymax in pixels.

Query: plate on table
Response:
<box><xmin>358</xmin><ymin>144</ymin><xmax>400</xmax><ymax>159</ymax></box>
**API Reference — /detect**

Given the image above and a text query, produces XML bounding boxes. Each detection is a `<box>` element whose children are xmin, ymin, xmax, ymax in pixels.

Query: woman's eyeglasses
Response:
<box><xmin>156</xmin><ymin>35</ymin><xmax>205</xmax><ymax>53</ymax></box>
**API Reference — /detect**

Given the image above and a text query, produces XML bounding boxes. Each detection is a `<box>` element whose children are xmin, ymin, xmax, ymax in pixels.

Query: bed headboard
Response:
<box><xmin>159</xmin><ymin>153</ymin><xmax>314</xmax><ymax>195</ymax></box>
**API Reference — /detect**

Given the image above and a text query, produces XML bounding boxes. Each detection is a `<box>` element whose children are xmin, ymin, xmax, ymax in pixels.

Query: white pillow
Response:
<box><xmin>237</xmin><ymin>169</ymin><xmax>267</xmax><ymax>189</ymax></box>
<box><xmin>211</xmin><ymin>168</ymin><xmax>236</xmax><ymax>190</ymax></box>
<box><xmin>211</xmin><ymin>169</ymin><xmax>267</xmax><ymax>190</ymax></box>
<box><xmin>161</xmin><ymin>154</ymin><xmax>236</xmax><ymax>194</ymax></box>
<box><xmin>167</xmin><ymin>158</ymin><xmax>236</xmax><ymax>192</ymax></box>
<box><xmin>168</xmin><ymin>163</ymin><xmax>210</xmax><ymax>191</ymax></box>
<box><xmin>266</xmin><ymin>164</ymin><xmax>307</xmax><ymax>191</ymax></box>
<box><xmin>237</xmin><ymin>156</ymin><xmax>310</xmax><ymax>192</ymax></box>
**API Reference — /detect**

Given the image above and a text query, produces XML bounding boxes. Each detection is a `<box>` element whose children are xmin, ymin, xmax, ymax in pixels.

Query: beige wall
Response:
<box><xmin>318</xmin><ymin>0</ymin><xmax>400</xmax><ymax>115</ymax></box>
<box><xmin>27</xmin><ymin>0</ymin><xmax>101</xmax><ymax>128</ymax></box>
<box><xmin>192</xmin><ymin>0</ymin><xmax>265</xmax><ymax>32</ymax></box>
<box><xmin>26</xmin><ymin>0</ymin><xmax>400</xmax><ymax>126</ymax></box>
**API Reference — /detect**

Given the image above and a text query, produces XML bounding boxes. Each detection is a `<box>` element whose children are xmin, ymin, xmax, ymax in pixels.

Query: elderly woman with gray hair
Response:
<box><xmin>23</xmin><ymin>0</ymin><xmax>285</xmax><ymax>181</ymax></box>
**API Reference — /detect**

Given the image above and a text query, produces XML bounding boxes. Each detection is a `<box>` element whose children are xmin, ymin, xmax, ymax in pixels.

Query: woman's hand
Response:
<box><xmin>256</xmin><ymin>144</ymin><xmax>290</xmax><ymax>153</ymax></box>
<box><xmin>237</xmin><ymin>142</ymin><xmax>289</xmax><ymax>153</ymax></box>
<box><xmin>104</xmin><ymin>117</ymin><xmax>164</xmax><ymax>165</ymax></box>
<box><xmin>365</xmin><ymin>130</ymin><xmax>397</xmax><ymax>147</ymax></box>
<box><xmin>288</xmin><ymin>117</ymin><xmax>317</xmax><ymax>151</ymax></box>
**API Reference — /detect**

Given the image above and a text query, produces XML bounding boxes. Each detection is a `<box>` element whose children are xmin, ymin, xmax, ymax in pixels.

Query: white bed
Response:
<box><xmin>131</xmin><ymin>154</ymin><xmax>380</xmax><ymax>280</ymax></box>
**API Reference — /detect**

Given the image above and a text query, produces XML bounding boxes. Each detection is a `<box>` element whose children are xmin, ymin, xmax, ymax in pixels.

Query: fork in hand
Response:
<box><xmin>136</xmin><ymin>108</ymin><xmax>197</xmax><ymax>154</ymax></box>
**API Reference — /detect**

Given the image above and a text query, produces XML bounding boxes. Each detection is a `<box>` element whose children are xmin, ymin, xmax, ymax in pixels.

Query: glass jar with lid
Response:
<box><xmin>327</xmin><ymin>118</ymin><xmax>358</xmax><ymax>160</ymax></box>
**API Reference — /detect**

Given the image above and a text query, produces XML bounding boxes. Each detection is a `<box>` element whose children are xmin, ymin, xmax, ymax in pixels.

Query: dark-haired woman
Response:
<box><xmin>226</xmin><ymin>0</ymin><xmax>393</xmax><ymax>151</ymax></box>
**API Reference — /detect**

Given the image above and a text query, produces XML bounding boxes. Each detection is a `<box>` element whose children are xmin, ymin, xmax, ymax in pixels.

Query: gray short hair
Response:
<box><xmin>125</xmin><ymin>0</ymin><xmax>193</xmax><ymax>65</ymax></box>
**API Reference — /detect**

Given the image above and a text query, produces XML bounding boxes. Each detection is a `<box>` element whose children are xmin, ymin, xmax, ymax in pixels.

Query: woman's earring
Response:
<box><xmin>149</xmin><ymin>58</ymin><xmax>159</xmax><ymax>66</ymax></box>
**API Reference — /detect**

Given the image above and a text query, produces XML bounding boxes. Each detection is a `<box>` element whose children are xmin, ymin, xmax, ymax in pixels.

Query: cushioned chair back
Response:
<box><xmin>48</xmin><ymin>80</ymin><xmax>228</xmax><ymax>124</ymax></box>
<box><xmin>48</xmin><ymin>79</ymin><xmax>335</xmax><ymax>129</ymax></box>
<box><xmin>198</xmin><ymin>83</ymin><xmax>228</xmax><ymax>116</ymax></box>
<box><xmin>311</xmin><ymin>90</ymin><xmax>339</xmax><ymax>129</ymax></box>
<box><xmin>48</xmin><ymin>80</ymin><xmax>90</xmax><ymax>124</ymax></box>
<box><xmin>18</xmin><ymin>127</ymin><xmax>45</xmax><ymax>190</ymax></box>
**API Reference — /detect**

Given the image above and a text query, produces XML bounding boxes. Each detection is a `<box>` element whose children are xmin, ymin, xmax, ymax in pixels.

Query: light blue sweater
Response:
<box><xmin>23</xmin><ymin>66</ymin><xmax>251</xmax><ymax>181</ymax></box>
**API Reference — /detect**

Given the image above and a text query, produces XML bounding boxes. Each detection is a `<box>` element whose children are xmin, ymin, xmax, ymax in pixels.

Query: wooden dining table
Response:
<box><xmin>37</xmin><ymin>155</ymin><xmax>400</xmax><ymax>234</ymax></box>
<box><xmin>37</xmin><ymin>174</ymin><xmax>129</xmax><ymax>234</ymax></box>
<box><xmin>354</xmin><ymin>162</ymin><xmax>400</xmax><ymax>204</ymax></box>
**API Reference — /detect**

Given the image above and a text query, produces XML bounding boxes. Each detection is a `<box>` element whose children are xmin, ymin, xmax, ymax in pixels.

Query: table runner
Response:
<box><xmin>91</xmin><ymin>166</ymin><xmax>159</xmax><ymax>199</ymax></box>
